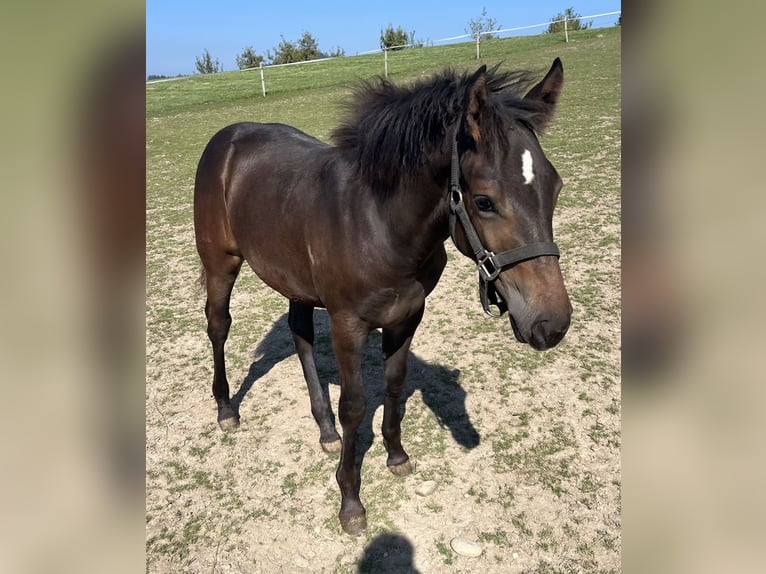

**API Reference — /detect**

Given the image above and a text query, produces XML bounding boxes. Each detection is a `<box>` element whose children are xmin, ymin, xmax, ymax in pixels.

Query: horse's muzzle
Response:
<box><xmin>510</xmin><ymin>309</ymin><xmax>571</xmax><ymax>350</ymax></box>
<box><xmin>498</xmin><ymin>264</ymin><xmax>572</xmax><ymax>351</ymax></box>
<box><xmin>493</xmin><ymin>255</ymin><xmax>572</xmax><ymax>350</ymax></box>
<box><xmin>530</xmin><ymin>312</ymin><xmax>571</xmax><ymax>350</ymax></box>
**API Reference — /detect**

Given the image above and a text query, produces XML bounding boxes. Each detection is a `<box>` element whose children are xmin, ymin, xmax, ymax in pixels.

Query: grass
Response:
<box><xmin>479</xmin><ymin>528</ymin><xmax>511</xmax><ymax>547</ymax></box>
<box><xmin>435</xmin><ymin>537</ymin><xmax>455</xmax><ymax>566</ymax></box>
<box><xmin>147</xmin><ymin>28</ymin><xmax>612</xmax><ymax>117</ymax></box>
<box><xmin>147</xmin><ymin>26</ymin><xmax>620</xmax><ymax>574</ymax></box>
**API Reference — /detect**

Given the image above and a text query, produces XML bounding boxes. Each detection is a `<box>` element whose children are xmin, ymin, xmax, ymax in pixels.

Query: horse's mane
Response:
<box><xmin>331</xmin><ymin>65</ymin><xmax>549</xmax><ymax>192</ymax></box>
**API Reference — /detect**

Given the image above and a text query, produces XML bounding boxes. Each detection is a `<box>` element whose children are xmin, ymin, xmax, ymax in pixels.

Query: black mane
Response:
<box><xmin>331</xmin><ymin>66</ymin><xmax>549</xmax><ymax>191</ymax></box>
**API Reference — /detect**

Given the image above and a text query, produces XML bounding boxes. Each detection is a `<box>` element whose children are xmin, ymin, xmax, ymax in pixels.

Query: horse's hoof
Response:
<box><xmin>320</xmin><ymin>439</ymin><xmax>342</xmax><ymax>454</ymax></box>
<box><xmin>339</xmin><ymin>513</ymin><xmax>367</xmax><ymax>536</ymax></box>
<box><xmin>388</xmin><ymin>459</ymin><xmax>413</xmax><ymax>477</ymax></box>
<box><xmin>218</xmin><ymin>415</ymin><xmax>240</xmax><ymax>432</ymax></box>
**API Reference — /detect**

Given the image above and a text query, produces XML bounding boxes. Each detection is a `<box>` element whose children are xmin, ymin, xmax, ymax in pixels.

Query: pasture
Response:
<box><xmin>146</xmin><ymin>27</ymin><xmax>620</xmax><ymax>573</ymax></box>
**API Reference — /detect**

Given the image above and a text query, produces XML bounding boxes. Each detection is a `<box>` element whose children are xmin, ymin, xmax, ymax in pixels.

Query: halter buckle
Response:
<box><xmin>477</xmin><ymin>252</ymin><xmax>501</xmax><ymax>282</ymax></box>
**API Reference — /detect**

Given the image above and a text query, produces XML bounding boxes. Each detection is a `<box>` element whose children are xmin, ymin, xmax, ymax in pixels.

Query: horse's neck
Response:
<box><xmin>389</xmin><ymin>170</ymin><xmax>451</xmax><ymax>256</ymax></box>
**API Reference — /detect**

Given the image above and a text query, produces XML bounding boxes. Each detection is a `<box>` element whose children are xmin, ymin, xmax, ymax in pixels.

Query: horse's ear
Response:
<box><xmin>463</xmin><ymin>65</ymin><xmax>488</xmax><ymax>145</ymax></box>
<box><xmin>524</xmin><ymin>58</ymin><xmax>564</xmax><ymax>131</ymax></box>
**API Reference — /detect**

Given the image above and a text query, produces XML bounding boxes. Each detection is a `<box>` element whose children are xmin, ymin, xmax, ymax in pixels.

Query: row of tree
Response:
<box><xmin>191</xmin><ymin>7</ymin><xmax>596</xmax><ymax>74</ymax></box>
<box><xmin>194</xmin><ymin>31</ymin><xmax>345</xmax><ymax>74</ymax></box>
<box><xmin>378</xmin><ymin>7</ymin><xmax>594</xmax><ymax>52</ymax></box>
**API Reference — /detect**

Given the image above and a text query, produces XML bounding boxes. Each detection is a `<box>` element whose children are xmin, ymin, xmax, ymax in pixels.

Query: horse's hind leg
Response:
<box><xmin>288</xmin><ymin>301</ymin><xmax>342</xmax><ymax>453</ymax></box>
<box><xmin>381</xmin><ymin>305</ymin><xmax>425</xmax><ymax>477</ymax></box>
<box><xmin>203</xmin><ymin>254</ymin><xmax>243</xmax><ymax>431</ymax></box>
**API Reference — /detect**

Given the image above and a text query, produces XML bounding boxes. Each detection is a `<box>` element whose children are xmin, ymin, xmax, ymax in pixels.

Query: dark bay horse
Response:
<box><xmin>194</xmin><ymin>59</ymin><xmax>571</xmax><ymax>535</ymax></box>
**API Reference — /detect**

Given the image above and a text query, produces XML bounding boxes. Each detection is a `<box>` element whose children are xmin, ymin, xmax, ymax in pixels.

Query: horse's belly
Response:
<box><xmin>239</xmin><ymin>239</ymin><xmax>323</xmax><ymax>306</ymax></box>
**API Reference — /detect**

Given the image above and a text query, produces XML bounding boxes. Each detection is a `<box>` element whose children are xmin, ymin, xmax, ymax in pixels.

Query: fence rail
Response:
<box><xmin>147</xmin><ymin>10</ymin><xmax>621</xmax><ymax>89</ymax></box>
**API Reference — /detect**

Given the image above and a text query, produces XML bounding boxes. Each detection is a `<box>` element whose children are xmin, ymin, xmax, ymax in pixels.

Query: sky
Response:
<box><xmin>147</xmin><ymin>1</ymin><xmax>620</xmax><ymax>77</ymax></box>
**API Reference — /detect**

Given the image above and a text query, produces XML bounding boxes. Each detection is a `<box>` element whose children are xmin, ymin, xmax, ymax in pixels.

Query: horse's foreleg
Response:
<box><xmin>288</xmin><ymin>301</ymin><xmax>342</xmax><ymax>453</ymax></box>
<box><xmin>203</xmin><ymin>255</ymin><xmax>243</xmax><ymax>431</ymax></box>
<box><xmin>330</xmin><ymin>313</ymin><xmax>370</xmax><ymax>535</ymax></box>
<box><xmin>381</xmin><ymin>305</ymin><xmax>424</xmax><ymax>476</ymax></box>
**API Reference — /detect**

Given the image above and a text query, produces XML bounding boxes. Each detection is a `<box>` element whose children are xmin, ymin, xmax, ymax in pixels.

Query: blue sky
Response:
<box><xmin>147</xmin><ymin>1</ymin><xmax>620</xmax><ymax>77</ymax></box>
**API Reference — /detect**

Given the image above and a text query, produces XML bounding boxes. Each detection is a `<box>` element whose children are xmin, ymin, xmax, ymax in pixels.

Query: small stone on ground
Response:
<box><xmin>450</xmin><ymin>537</ymin><xmax>483</xmax><ymax>557</ymax></box>
<box><xmin>414</xmin><ymin>480</ymin><xmax>437</xmax><ymax>496</ymax></box>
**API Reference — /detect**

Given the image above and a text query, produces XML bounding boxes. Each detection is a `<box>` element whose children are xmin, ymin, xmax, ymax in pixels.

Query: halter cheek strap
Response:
<box><xmin>448</xmin><ymin>129</ymin><xmax>560</xmax><ymax>317</ymax></box>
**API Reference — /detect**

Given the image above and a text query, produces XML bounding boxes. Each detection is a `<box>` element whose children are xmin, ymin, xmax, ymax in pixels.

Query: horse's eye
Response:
<box><xmin>474</xmin><ymin>195</ymin><xmax>495</xmax><ymax>212</ymax></box>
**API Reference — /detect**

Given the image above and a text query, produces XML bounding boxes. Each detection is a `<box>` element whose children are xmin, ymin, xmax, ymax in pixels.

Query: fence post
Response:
<box><xmin>564</xmin><ymin>15</ymin><xmax>569</xmax><ymax>43</ymax></box>
<box><xmin>476</xmin><ymin>35</ymin><xmax>480</xmax><ymax>59</ymax></box>
<box><xmin>259</xmin><ymin>61</ymin><xmax>266</xmax><ymax>97</ymax></box>
<box><xmin>384</xmin><ymin>48</ymin><xmax>388</xmax><ymax>77</ymax></box>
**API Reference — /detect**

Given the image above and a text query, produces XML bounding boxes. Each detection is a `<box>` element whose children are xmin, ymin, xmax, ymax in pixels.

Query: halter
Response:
<box><xmin>448</xmin><ymin>128</ymin><xmax>560</xmax><ymax>317</ymax></box>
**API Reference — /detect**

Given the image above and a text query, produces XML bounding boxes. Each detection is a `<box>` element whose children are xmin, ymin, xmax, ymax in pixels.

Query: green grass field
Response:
<box><xmin>147</xmin><ymin>27</ymin><xmax>620</xmax><ymax>573</ymax></box>
<box><xmin>147</xmin><ymin>28</ymin><xmax>613</xmax><ymax>115</ymax></box>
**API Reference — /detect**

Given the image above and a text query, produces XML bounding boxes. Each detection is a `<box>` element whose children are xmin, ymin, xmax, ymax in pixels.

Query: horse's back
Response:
<box><xmin>195</xmin><ymin>121</ymin><xmax>329</xmax><ymax>226</ymax></box>
<box><xmin>196</xmin><ymin>122</ymin><xmax>325</xmax><ymax>185</ymax></box>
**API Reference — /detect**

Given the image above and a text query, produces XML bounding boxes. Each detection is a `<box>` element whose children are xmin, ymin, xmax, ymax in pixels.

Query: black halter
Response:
<box><xmin>448</xmin><ymin>129</ymin><xmax>560</xmax><ymax>317</ymax></box>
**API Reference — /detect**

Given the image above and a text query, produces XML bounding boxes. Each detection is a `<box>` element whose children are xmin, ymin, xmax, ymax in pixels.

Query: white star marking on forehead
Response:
<box><xmin>521</xmin><ymin>149</ymin><xmax>534</xmax><ymax>185</ymax></box>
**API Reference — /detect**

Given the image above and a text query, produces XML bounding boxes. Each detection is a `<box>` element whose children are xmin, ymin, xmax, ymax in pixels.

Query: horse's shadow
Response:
<box><xmin>231</xmin><ymin>310</ymin><xmax>480</xmax><ymax>463</ymax></box>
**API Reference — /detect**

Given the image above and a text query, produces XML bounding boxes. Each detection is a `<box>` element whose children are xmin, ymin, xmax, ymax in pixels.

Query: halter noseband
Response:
<box><xmin>448</xmin><ymin>128</ymin><xmax>560</xmax><ymax>317</ymax></box>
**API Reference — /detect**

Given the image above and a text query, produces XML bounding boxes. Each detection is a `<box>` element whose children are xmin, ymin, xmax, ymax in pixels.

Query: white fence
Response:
<box><xmin>367</xmin><ymin>10</ymin><xmax>622</xmax><ymax>64</ymax></box>
<box><xmin>147</xmin><ymin>10</ymin><xmax>621</xmax><ymax>90</ymax></box>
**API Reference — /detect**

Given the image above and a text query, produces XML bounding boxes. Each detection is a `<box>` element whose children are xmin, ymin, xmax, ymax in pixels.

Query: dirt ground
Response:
<box><xmin>146</xmin><ymin>203</ymin><xmax>620</xmax><ymax>573</ymax></box>
<box><xmin>146</xmin><ymin>36</ymin><xmax>621</xmax><ymax>570</ymax></box>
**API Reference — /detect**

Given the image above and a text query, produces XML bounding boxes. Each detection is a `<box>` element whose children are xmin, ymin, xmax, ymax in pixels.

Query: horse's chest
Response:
<box><xmin>358</xmin><ymin>245</ymin><xmax>447</xmax><ymax>327</ymax></box>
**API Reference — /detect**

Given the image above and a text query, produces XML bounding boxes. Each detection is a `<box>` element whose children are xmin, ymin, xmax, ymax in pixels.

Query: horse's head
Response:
<box><xmin>451</xmin><ymin>59</ymin><xmax>571</xmax><ymax>350</ymax></box>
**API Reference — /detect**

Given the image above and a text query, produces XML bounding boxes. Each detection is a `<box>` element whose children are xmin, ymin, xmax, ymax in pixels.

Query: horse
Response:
<box><xmin>194</xmin><ymin>59</ymin><xmax>571</xmax><ymax>535</ymax></box>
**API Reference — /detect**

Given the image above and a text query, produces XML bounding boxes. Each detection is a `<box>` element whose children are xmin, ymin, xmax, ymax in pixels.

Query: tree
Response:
<box><xmin>296</xmin><ymin>31</ymin><xmax>321</xmax><ymax>61</ymax></box>
<box><xmin>380</xmin><ymin>24</ymin><xmax>415</xmax><ymax>51</ymax></box>
<box><xmin>325</xmin><ymin>46</ymin><xmax>346</xmax><ymax>58</ymax></box>
<box><xmin>267</xmin><ymin>36</ymin><xmax>297</xmax><ymax>64</ymax></box>
<box><xmin>267</xmin><ymin>31</ymin><xmax>325</xmax><ymax>64</ymax></box>
<box><xmin>466</xmin><ymin>7</ymin><xmax>500</xmax><ymax>42</ymax></box>
<box><xmin>546</xmin><ymin>7</ymin><xmax>592</xmax><ymax>34</ymax></box>
<box><xmin>236</xmin><ymin>46</ymin><xmax>264</xmax><ymax>70</ymax></box>
<box><xmin>195</xmin><ymin>49</ymin><xmax>222</xmax><ymax>74</ymax></box>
